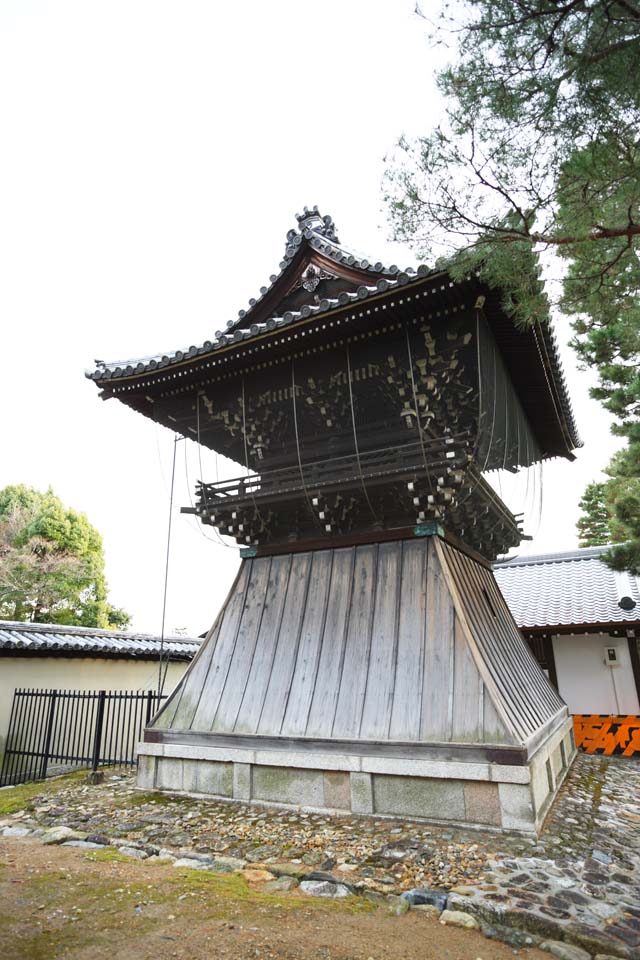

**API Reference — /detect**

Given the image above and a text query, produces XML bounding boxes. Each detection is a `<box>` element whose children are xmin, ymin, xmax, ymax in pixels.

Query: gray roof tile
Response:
<box><xmin>494</xmin><ymin>546</ymin><xmax>640</xmax><ymax>630</ymax></box>
<box><xmin>0</xmin><ymin>621</ymin><xmax>201</xmax><ymax>659</ymax></box>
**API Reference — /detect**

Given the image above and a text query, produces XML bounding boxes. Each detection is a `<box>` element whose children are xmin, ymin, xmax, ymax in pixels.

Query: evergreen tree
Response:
<box><xmin>384</xmin><ymin>1</ymin><xmax>640</xmax><ymax>569</ymax></box>
<box><xmin>576</xmin><ymin>482</ymin><xmax>611</xmax><ymax>547</ymax></box>
<box><xmin>604</xmin><ymin>446</ymin><xmax>640</xmax><ymax>574</ymax></box>
<box><xmin>0</xmin><ymin>485</ymin><xmax>130</xmax><ymax>628</ymax></box>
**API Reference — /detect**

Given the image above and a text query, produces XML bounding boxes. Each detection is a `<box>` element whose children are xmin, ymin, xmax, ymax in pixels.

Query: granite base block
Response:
<box><xmin>137</xmin><ymin>718</ymin><xmax>576</xmax><ymax>835</ymax></box>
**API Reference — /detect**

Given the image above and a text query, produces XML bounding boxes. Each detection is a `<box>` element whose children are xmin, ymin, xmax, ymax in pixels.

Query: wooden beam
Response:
<box><xmin>543</xmin><ymin>634</ymin><xmax>559</xmax><ymax>691</ymax></box>
<box><xmin>143</xmin><ymin>728</ymin><xmax>528</xmax><ymax>766</ymax></box>
<box><xmin>627</xmin><ymin>633</ymin><xmax>640</xmax><ymax>708</ymax></box>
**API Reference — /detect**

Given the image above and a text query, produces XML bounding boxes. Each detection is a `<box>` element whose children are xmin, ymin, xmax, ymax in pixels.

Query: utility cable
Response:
<box><xmin>345</xmin><ymin>343</ymin><xmax>380</xmax><ymax>523</ymax></box>
<box><xmin>158</xmin><ymin>434</ymin><xmax>180</xmax><ymax>700</ymax></box>
<box><xmin>184</xmin><ymin>438</ymin><xmax>234</xmax><ymax>547</ymax></box>
<box><xmin>404</xmin><ymin>326</ymin><xmax>435</xmax><ymax>499</ymax></box>
<box><xmin>241</xmin><ymin>375</ymin><xmax>268</xmax><ymax>539</ymax></box>
<box><xmin>195</xmin><ymin>392</ymin><xmax>235</xmax><ymax>548</ymax></box>
<box><xmin>291</xmin><ymin>358</ymin><xmax>325</xmax><ymax>530</ymax></box>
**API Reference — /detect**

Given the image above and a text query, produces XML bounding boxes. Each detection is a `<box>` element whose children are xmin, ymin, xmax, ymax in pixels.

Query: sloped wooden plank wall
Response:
<box><xmin>154</xmin><ymin>537</ymin><xmax>565</xmax><ymax>747</ymax></box>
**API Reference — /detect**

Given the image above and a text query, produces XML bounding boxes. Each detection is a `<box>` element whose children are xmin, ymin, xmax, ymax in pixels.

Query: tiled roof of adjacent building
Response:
<box><xmin>494</xmin><ymin>545</ymin><xmax>640</xmax><ymax>631</ymax></box>
<box><xmin>0</xmin><ymin>621</ymin><xmax>201</xmax><ymax>660</ymax></box>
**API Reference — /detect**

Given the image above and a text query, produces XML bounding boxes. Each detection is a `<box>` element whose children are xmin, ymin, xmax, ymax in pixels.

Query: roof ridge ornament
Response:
<box><xmin>293</xmin><ymin>205</ymin><xmax>339</xmax><ymax>245</ymax></box>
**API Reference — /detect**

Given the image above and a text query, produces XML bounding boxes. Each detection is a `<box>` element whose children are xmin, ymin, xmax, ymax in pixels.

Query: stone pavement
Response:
<box><xmin>1</xmin><ymin>753</ymin><xmax>638</xmax><ymax>959</ymax></box>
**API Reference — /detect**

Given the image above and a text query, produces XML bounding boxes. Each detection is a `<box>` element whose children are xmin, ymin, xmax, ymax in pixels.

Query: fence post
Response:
<box><xmin>91</xmin><ymin>691</ymin><xmax>107</xmax><ymax>773</ymax></box>
<box><xmin>145</xmin><ymin>689</ymin><xmax>154</xmax><ymax>727</ymax></box>
<box><xmin>40</xmin><ymin>691</ymin><xmax>58</xmax><ymax>781</ymax></box>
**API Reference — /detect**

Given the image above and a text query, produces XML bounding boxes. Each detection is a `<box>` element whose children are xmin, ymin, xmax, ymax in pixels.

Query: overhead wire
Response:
<box><xmin>345</xmin><ymin>343</ymin><xmax>380</xmax><ymax>523</ymax></box>
<box><xmin>404</xmin><ymin>326</ymin><xmax>435</xmax><ymax>500</ymax></box>
<box><xmin>241</xmin><ymin>375</ymin><xmax>268</xmax><ymax>540</ymax></box>
<box><xmin>453</xmin><ymin>308</ymin><xmax>542</xmax><ymax>552</ymax></box>
<box><xmin>184</xmin><ymin>437</ymin><xmax>235</xmax><ymax>548</ymax></box>
<box><xmin>194</xmin><ymin>392</ymin><xmax>236</xmax><ymax>548</ymax></box>
<box><xmin>157</xmin><ymin>434</ymin><xmax>180</xmax><ymax>700</ymax></box>
<box><xmin>451</xmin><ymin>308</ymin><xmax>498</xmax><ymax>514</ymax></box>
<box><xmin>290</xmin><ymin>358</ymin><xmax>325</xmax><ymax>530</ymax></box>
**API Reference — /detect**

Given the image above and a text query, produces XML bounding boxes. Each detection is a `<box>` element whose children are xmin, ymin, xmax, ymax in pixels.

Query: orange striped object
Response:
<box><xmin>574</xmin><ymin>715</ymin><xmax>640</xmax><ymax>756</ymax></box>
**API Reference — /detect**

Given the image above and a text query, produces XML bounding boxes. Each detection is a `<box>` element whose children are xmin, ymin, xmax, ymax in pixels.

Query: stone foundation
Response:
<box><xmin>136</xmin><ymin>716</ymin><xmax>575</xmax><ymax>835</ymax></box>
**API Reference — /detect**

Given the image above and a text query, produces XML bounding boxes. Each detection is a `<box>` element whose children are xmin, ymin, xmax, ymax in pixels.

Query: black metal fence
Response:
<box><xmin>0</xmin><ymin>688</ymin><xmax>165</xmax><ymax>787</ymax></box>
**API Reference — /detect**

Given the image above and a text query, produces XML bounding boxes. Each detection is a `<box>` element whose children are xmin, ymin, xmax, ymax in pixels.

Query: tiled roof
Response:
<box><xmin>84</xmin><ymin>207</ymin><xmax>578</xmax><ymax>455</ymax></box>
<box><xmin>86</xmin><ymin>207</ymin><xmax>420</xmax><ymax>381</ymax></box>
<box><xmin>0</xmin><ymin>621</ymin><xmax>201</xmax><ymax>660</ymax></box>
<box><xmin>494</xmin><ymin>546</ymin><xmax>640</xmax><ymax>631</ymax></box>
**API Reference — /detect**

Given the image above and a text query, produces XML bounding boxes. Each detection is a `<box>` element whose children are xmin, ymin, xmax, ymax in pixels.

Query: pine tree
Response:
<box><xmin>384</xmin><ymin>1</ymin><xmax>640</xmax><ymax>570</ymax></box>
<box><xmin>576</xmin><ymin>482</ymin><xmax>611</xmax><ymax>548</ymax></box>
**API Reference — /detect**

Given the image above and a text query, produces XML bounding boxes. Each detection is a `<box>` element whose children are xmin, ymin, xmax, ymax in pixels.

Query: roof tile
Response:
<box><xmin>494</xmin><ymin>546</ymin><xmax>640</xmax><ymax>629</ymax></box>
<box><xmin>0</xmin><ymin>621</ymin><xmax>201</xmax><ymax>659</ymax></box>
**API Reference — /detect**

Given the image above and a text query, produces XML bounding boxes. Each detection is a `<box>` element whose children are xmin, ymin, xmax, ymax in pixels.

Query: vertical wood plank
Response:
<box><xmin>332</xmin><ymin>544</ymin><xmax>378</xmax><ymax>739</ymax></box>
<box><xmin>439</xmin><ymin>541</ymin><xmax>524</xmax><ymax>736</ymax></box>
<box><xmin>206</xmin><ymin>557</ymin><xmax>271</xmax><ymax>733</ymax></box>
<box><xmin>186</xmin><ymin>559</ymin><xmax>253</xmax><ymax>731</ymax></box>
<box><xmin>389</xmin><ymin>539</ymin><xmax>427</xmax><ymax>740</ymax></box>
<box><xmin>359</xmin><ymin>541</ymin><xmax>403</xmax><ymax>739</ymax></box>
<box><xmin>159</xmin><ymin>617</ymin><xmax>223</xmax><ymax>731</ymax></box>
<box><xmin>233</xmin><ymin>554</ymin><xmax>292</xmax><ymax>734</ymax></box>
<box><xmin>306</xmin><ymin>547</ymin><xmax>356</xmax><ymax>738</ymax></box>
<box><xmin>257</xmin><ymin>552</ymin><xmax>312</xmax><ymax>736</ymax></box>
<box><xmin>451</xmin><ymin>612</ymin><xmax>483</xmax><ymax>741</ymax></box>
<box><xmin>281</xmin><ymin>550</ymin><xmax>333</xmax><ymax>736</ymax></box>
<box><xmin>156</xmin><ymin>573</ymin><xmax>240</xmax><ymax>732</ymax></box>
<box><xmin>420</xmin><ymin>540</ymin><xmax>455</xmax><ymax>740</ymax></box>
<box><xmin>484</xmin><ymin>565</ymin><xmax>561</xmax><ymax>713</ymax></box>
<box><xmin>483</xmin><ymin>689</ymin><xmax>510</xmax><ymax>742</ymax></box>
<box><xmin>450</xmin><ymin>546</ymin><xmax>540</xmax><ymax>736</ymax></box>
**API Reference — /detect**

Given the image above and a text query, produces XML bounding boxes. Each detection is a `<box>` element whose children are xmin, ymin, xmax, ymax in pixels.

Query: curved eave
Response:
<box><xmin>87</xmin><ymin>265</ymin><xmax>434</xmax><ymax>385</ymax></box>
<box><xmin>90</xmin><ymin>270</ymin><xmax>581</xmax><ymax>460</ymax></box>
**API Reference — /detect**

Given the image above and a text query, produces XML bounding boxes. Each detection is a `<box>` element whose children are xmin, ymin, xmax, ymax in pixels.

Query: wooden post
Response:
<box><xmin>542</xmin><ymin>634</ymin><xmax>559</xmax><ymax>691</ymax></box>
<box><xmin>627</xmin><ymin>632</ymin><xmax>640</xmax><ymax>709</ymax></box>
<box><xmin>145</xmin><ymin>689</ymin><xmax>155</xmax><ymax>727</ymax></box>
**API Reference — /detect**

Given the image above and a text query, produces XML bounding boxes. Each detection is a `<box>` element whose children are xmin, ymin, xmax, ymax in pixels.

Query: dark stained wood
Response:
<box><xmin>96</xmin><ymin>267</ymin><xmax>577</xmax><ymax>466</ymax></box>
<box><xmin>242</xmin><ymin>522</ymin><xmax>494</xmax><ymax>569</ymax></box>
<box><xmin>144</xmin><ymin>727</ymin><xmax>528</xmax><ymax>765</ymax></box>
<box><xmin>543</xmin><ymin>634</ymin><xmax>559</xmax><ymax>691</ymax></box>
<box><xmin>628</xmin><ymin>633</ymin><xmax>640</xmax><ymax>707</ymax></box>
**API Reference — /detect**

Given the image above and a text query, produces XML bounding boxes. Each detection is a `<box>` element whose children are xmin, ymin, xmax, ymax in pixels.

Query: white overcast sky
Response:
<box><xmin>0</xmin><ymin>0</ymin><xmax>623</xmax><ymax>636</ymax></box>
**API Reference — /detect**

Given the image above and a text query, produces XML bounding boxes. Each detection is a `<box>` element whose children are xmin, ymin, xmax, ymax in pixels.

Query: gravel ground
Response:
<box><xmin>1</xmin><ymin>753</ymin><xmax>639</xmax><ymax>958</ymax></box>
<box><xmin>0</xmin><ymin>837</ymin><xmax>549</xmax><ymax>960</ymax></box>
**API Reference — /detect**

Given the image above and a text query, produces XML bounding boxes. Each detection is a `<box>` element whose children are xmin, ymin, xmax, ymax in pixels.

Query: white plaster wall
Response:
<box><xmin>0</xmin><ymin>657</ymin><xmax>188</xmax><ymax>761</ymax></box>
<box><xmin>552</xmin><ymin>634</ymin><xmax>640</xmax><ymax>715</ymax></box>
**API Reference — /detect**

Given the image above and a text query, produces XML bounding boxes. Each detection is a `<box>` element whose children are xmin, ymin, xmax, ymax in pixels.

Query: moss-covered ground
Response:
<box><xmin>0</xmin><ymin>771</ymin><xmax>88</xmax><ymax>817</ymax></box>
<box><xmin>0</xmin><ymin>838</ymin><xmax>546</xmax><ymax>960</ymax></box>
